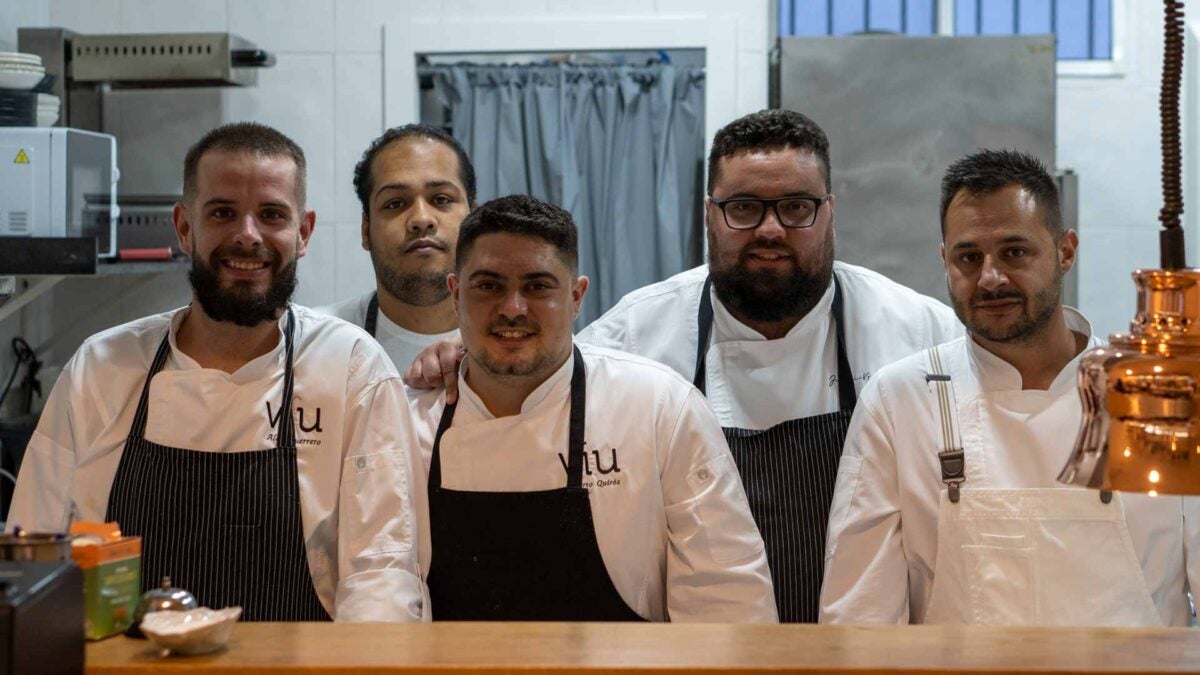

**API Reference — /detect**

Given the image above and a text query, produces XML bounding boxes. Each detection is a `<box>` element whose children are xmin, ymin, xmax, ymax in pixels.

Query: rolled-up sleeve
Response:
<box><xmin>819</xmin><ymin>379</ymin><xmax>909</xmax><ymax>624</ymax></box>
<box><xmin>335</xmin><ymin>375</ymin><xmax>429</xmax><ymax>622</ymax></box>
<box><xmin>661</xmin><ymin>389</ymin><xmax>778</xmax><ymax>623</ymax></box>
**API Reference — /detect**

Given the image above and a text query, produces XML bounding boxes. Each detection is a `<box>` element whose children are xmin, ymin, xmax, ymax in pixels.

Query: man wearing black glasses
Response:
<box><xmin>406</xmin><ymin>109</ymin><xmax>961</xmax><ymax>622</ymax></box>
<box><xmin>577</xmin><ymin>109</ymin><xmax>961</xmax><ymax>623</ymax></box>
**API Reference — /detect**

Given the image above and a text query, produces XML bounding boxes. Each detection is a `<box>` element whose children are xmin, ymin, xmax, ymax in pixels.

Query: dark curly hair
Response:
<box><xmin>353</xmin><ymin>124</ymin><xmax>477</xmax><ymax>219</ymax></box>
<box><xmin>456</xmin><ymin>195</ymin><xmax>578</xmax><ymax>272</ymax></box>
<box><xmin>707</xmin><ymin>109</ymin><xmax>831</xmax><ymax>194</ymax></box>
<box><xmin>940</xmin><ymin>149</ymin><xmax>1061</xmax><ymax>238</ymax></box>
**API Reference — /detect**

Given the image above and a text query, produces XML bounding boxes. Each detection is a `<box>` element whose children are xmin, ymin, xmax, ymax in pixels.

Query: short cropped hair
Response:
<box><xmin>353</xmin><ymin>124</ymin><xmax>477</xmax><ymax>218</ymax></box>
<box><xmin>456</xmin><ymin>195</ymin><xmax>577</xmax><ymax>272</ymax></box>
<box><xmin>707</xmin><ymin>109</ymin><xmax>832</xmax><ymax>194</ymax></box>
<box><xmin>939</xmin><ymin>149</ymin><xmax>1062</xmax><ymax>238</ymax></box>
<box><xmin>183</xmin><ymin>122</ymin><xmax>307</xmax><ymax>205</ymax></box>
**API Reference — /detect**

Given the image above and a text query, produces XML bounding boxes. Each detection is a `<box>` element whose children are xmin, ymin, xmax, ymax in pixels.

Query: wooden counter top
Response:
<box><xmin>86</xmin><ymin>622</ymin><xmax>1200</xmax><ymax>674</ymax></box>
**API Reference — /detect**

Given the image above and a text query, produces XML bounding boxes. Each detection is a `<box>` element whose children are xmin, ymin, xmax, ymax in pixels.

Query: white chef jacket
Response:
<box><xmin>409</xmin><ymin>343</ymin><xmax>779</xmax><ymax>623</ymax></box>
<box><xmin>317</xmin><ymin>291</ymin><xmax>459</xmax><ymax>372</ymax></box>
<box><xmin>819</xmin><ymin>308</ymin><xmax>1200</xmax><ymax>626</ymax></box>
<box><xmin>9</xmin><ymin>305</ymin><xmax>429</xmax><ymax>622</ymax></box>
<box><xmin>578</xmin><ymin>262</ymin><xmax>962</xmax><ymax>430</ymax></box>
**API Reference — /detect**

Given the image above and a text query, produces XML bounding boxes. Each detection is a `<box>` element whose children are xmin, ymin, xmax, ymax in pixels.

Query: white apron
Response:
<box><xmin>920</xmin><ymin>347</ymin><xmax>1162</xmax><ymax>627</ymax></box>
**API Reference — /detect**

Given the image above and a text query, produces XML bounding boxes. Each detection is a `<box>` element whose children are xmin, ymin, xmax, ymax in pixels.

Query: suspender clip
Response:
<box><xmin>939</xmin><ymin>448</ymin><xmax>966</xmax><ymax>503</ymax></box>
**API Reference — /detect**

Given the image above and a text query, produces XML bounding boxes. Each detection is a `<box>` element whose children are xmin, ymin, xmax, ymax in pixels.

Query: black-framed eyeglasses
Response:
<box><xmin>709</xmin><ymin>194</ymin><xmax>832</xmax><ymax>230</ymax></box>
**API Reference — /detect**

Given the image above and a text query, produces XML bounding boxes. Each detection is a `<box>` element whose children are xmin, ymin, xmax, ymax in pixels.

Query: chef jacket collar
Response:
<box><xmin>710</xmin><ymin>273</ymin><xmax>836</xmax><ymax>343</ymax></box>
<box><xmin>164</xmin><ymin>304</ymin><xmax>291</xmax><ymax>383</ymax></box>
<box><xmin>456</xmin><ymin>345</ymin><xmax>576</xmax><ymax>420</ymax></box>
<box><xmin>964</xmin><ymin>306</ymin><xmax>1094</xmax><ymax>393</ymax></box>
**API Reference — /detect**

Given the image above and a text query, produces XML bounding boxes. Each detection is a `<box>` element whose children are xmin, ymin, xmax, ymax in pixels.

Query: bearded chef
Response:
<box><xmin>406</xmin><ymin>109</ymin><xmax>962</xmax><ymax>622</ymax></box>
<box><xmin>819</xmin><ymin>149</ymin><xmax>1200</xmax><ymax>626</ymax></box>
<box><xmin>9</xmin><ymin>123</ymin><xmax>427</xmax><ymax>623</ymax></box>
<box><xmin>410</xmin><ymin>194</ymin><xmax>777</xmax><ymax>622</ymax></box>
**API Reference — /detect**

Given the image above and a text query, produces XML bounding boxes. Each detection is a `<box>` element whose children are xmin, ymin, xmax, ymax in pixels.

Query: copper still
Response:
<box><xmin>1058</xmin><ymin>1</ymin><xmax>1195</xmax><ymax>495</ymax></box>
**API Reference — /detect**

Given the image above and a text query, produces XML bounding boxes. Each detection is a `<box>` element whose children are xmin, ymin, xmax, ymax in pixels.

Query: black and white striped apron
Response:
<box><xmin>693</xmin><ymin>275</ymin><xmax>856</xmax><ymax>623</ymax></box>
<box><xmin>106</xmin><ymin>309</ymin><xmax>330</xmax><ymax>622</ymax></box>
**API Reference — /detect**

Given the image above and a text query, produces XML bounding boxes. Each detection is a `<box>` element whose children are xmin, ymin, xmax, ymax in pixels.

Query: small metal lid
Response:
<box><xmin>127</xmin><ymin>576</ymin><xmax>198</xmax><ymax>638</ymax></box>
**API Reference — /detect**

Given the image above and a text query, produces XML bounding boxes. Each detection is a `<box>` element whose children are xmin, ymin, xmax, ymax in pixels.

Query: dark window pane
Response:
<box><xmin>1093</xmin><ymin>0</ymin><xmax>1112</xmax><ymax>59</ymax></box>
<box><xmin>833</xmin><ymin>0</ymin><xmax>867</xmax><ymax>34</ymax></box>
<box><xmin>1056</xmin><ymin>0</ymin><xmax>1090</xmax><ymax>59</ymax></box>
<box><xmin>1018</xmin><ymin>0</ymin><xmax>1053</xmax><ymax>34</ymax></box>
<box><xmin>980</xmin><ymin>0</ymin><xmax>1017</xmax><ymax>35</ymax></box>
<box><xmin>906</xmin><ymin>0</ymin><xmax>936</xmax><ymax>35</ymax></box>
<box><xmin>868</xmin><ymin>0</ymin><xmax>904</xmax><ymax>32</ymax></box>
<box><xmin>955</xmin><ymin>0</ymin><xmax>979</xmax><ymax>35</ymax></box>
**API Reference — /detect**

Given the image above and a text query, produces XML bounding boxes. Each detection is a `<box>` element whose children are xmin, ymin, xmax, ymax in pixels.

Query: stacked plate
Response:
<box><xmin>0</xmin><ymin>51</ymin><xmax>47</xmax><ymax>91</ymax></box>
<box><xmin>37</xmin><ymin>92</ymin><xmax>60</xmax><ymax>126</ymax></box>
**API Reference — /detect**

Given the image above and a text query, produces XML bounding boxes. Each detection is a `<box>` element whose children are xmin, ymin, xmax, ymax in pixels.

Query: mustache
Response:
<box><xmin>405</xmin><ymin>236</ymin><xmax>450</xmax><ymax>252</ymax></box>
<box><xmin>738</xmin><ymin>242</ymin><xmax>797</xmax><ymax>261</ymax></box>
<box><xmin>209</xmin><ymin>246</ymin><xmax>280</xmax><ymax>266</ymax></box>
<box><xmin>973</xmin><ymin>289</ymin><xmax>1025</xmax><ymax>303</ymax></box>
<box><xmin>487</xmin><ymin>317</ymin><xmax>539</xmax><ymax>333</ymax></box>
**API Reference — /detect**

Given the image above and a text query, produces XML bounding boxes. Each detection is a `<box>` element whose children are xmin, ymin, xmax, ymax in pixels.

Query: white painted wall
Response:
<box><xmin>0</xmin><ymin>0</ymin><xmax>1187</xmax><ymax>388</ymax></box>
<box><xmin>1060</xmin><ymin>2</ymin><xmax>1188</xmax><ymax>338</ymax></box>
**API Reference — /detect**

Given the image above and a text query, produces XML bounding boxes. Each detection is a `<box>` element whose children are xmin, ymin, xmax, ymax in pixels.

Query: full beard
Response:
<box><xmin>370</xmin><ymin>248</ymin><xmax>452</xmax><ymax>308</ymax></box>
<box><xmin>953</xmin><ymin>271</ymin><xmax>1062</xmax><ymax>344</ymax></box>
<box><xmin>189</xmin><ymin>250</ymin><xmax>298</xmax><ymax>328</ymax></box>
<box><xmin>707</xmin><ymin>229</ymin><xmax>835</xmax><ymax>323</ymax></box>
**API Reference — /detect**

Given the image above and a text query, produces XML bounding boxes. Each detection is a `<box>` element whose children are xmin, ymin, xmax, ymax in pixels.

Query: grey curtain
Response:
<box><xmin>429</xmin><ymin>62</ymin><xmax>706</xmax><ymax>326</ymax></box>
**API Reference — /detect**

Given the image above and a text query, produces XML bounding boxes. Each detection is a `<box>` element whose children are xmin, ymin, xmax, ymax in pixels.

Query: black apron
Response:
<box><xmin>426</xmin><ymin>345</ymin><xmax>644</xmax><ymax>621</ymax></box>
<box><xmin>364</xmin><ymin>292</ymin><xmax>380</xmax><ymax>337</ymax></box>
<box><xmin>106</xmin><ymin>309</ymin><xmax>330</xmax><ymax>622</ymax></box>
<box><xmin>692</xmin><ymin>275</ymin><xmax>856</xmax><ymax>623</ymax></box>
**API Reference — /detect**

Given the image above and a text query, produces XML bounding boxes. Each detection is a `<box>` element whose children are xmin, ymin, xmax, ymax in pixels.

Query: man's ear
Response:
<box><xmin>1059</xmin><ymin>229</ymin><xmax>1079</xmax><ymax>275</ymax></box>
<box><xmin>174</xmin><ymin>202</ymin><xmax>193</xmax><ymax>257</ymax></box>
<box><xmin>572</xmin><ymin>275</ymin><xmax>589</xmax><ymax>318</ymax></box>
<box><xmin>296</xmin><ymin>209</ymin><xmax>316</xmax><ymax>260</ymax></box>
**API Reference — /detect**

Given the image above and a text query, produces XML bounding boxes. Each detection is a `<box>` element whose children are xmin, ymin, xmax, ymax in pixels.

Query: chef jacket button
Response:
<box><xmin>697</xmin><ymin>469</ymin><xmax>711</xmax><ymax>481</ymax></box>
<box><xmin>356</xmin><ymin>457</ymin><xmax>367</xmax><ymax>469</ymax></box>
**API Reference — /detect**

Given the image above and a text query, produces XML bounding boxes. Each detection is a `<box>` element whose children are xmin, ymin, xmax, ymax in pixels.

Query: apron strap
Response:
<box><xmin>364</xmin><ymin>291</ymin><xmax>380</xmax><ymax>338</ymax></box>
<box><xmin>429</xmin><ymin>345</ymin><xmax>589</xmax><ymax>490</ymax></box>
<box><xmin>129</xmin><ymin>308</ymin><xmax>298</xmax><ymax>445</ymax></box>
<box><xmin>693</xmin><ymin>273</ymin><xmax>857</xmax><ymax>411</ymax></box>
<box><xmin>925</xmin><ymin>347</ymin><xmax>965</xmax><ymax>503</ymax></box>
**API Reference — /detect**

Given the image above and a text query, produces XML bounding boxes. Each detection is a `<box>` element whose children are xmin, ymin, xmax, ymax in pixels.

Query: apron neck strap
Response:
<box><xmin>364</xmin><ymin>291</ymin><xmax>379</xmax><ymax>338</ymax></box>
<box><xmin>129</xmin><ymin>308</ymin><xmax>298</xmax><ymax>444</ymax></box>
<box><xmin>429</xmin><ymin>345</ymin><xmax>589</xmax><ymax>490</ymax></box>
<box><xmin>693</xmin><ymin>273</ymin><xmax>857</xmax><ymax>410</ymax></box>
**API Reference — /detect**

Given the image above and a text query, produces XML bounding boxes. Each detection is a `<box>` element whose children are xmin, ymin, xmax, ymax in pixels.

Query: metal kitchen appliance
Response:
<box><xmin>17</xmin><ymin>28</ymin><xmax>273</xmax><ymax>132</ymax></box>
<box><xmin>0</xmin><ymin>127</ymin><xmax>118</xmax><ymax>258</ymax></box>
<box><xmin>1058</xmin><ymin>1</ymin><xmax>1198</xmax><ymax>495</ymax></box>
<box><xmin>0</xmin><ymin>561</ymin><xmax>84</xmax><ymax>675</ymax></box>
<box><xmin>774</xmin><ymin>34</ymin><xmax>1056</xmax><ymax>303</ymax></box>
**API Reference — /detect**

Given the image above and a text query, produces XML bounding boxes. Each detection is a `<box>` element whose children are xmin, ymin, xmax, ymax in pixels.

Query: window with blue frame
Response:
<box><xmin>779</xmin><ymin>0</ymin><xmax>1112</xmax><ymax>60</ymax></box>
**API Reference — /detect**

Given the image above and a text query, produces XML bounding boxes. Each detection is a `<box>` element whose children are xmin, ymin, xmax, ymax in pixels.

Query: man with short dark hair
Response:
<box><xmin>819</xmin><ymin>149</ymin><xmax>1200</xmax><ymax>626</ymax></box>
<box><xmin>412</xmin><ymin>194</ymin><xmax>777</xmax><ymax>622</ymax></box>
<box><xmin>318</xmin><ymin>124</ymin><xmax>475</xmax><ymax>370</ymax></box>
<box><xmin>10</xmin><ymin>122</ymin><xmax>428</xmax><ymax>623</ymax></box>
<box><xmin>406</xmin><ymin>109</ymin><xmax>962</xmax><ymax>622</ymax></box>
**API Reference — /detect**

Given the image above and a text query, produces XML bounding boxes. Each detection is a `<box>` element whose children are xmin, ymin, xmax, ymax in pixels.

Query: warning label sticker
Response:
<box><xmin>13</xmin><ymin>149</ymin><xmax>29</xmax><ymax>164</ymax></box>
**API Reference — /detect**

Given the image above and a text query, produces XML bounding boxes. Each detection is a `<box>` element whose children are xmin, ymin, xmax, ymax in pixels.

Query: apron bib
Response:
<box><xmin>106</xmin><ymin>309</ymin><xmax>329</xmax><ymax>622</ymax></box>
<box><xmin>693</xmin><ymin>275</ymin><xmax>855</xmax><ymax>623</ymax></box>
<box><xmin>920</xmin><ymin>346</ymin><xmax>1161</xmax><ymax>626</ymax></box>
<box><xmin>426</xmin><ymin>345</ymin><xmax>644</xmax><ymax>621</ymax></box>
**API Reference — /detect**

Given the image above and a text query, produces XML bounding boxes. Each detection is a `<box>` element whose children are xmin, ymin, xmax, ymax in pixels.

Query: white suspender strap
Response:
<box><xmin>925</xmin><ymin>347</ymin><xmax>966</xmax><ymax>503</ymax></box>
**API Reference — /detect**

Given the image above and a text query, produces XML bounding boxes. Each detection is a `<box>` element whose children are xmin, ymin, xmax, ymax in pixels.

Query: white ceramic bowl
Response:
<box><xmin>37</xmin><ymin>112</ymin><xmax>58</xmax><ymax>127</ymax></box>
<box><xmin>139</xmin><ymin>606</ymin><xmax>242</xmax><ymax>656</ymax></box>
<box><xmin>0</xmin><ymin>70</ymin><xmax>45</xmax><ymax>90</ymax></box>
<box><xmin>37</xmin><ymin>93</ymin><xmax>59</xmax><ymax>106</ymax></box>
<box><xmin>0</xmin><ymin>54</ymin><xmax>41</xmax><ymax>67</ymax></box>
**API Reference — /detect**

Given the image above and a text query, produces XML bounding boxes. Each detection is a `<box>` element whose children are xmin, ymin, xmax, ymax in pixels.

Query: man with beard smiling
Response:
<box><xmin>819</xmin><ymin>149</ymin><xmax>1200</xmax><ymax>626</ymax></box>
<box><xmin>318</xmin><ymin>125</ymin><xmax>474</xmax><ymax>370</ymax></box>
<box><xmin>10</xmin><ymin>122</ymin><xmax>428</xmax><ymax>623</ymax></box>
<box><xmin>405</xmin><ymin>109</ymin><xmax>962</xmax><ymax>622</ymax></box>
